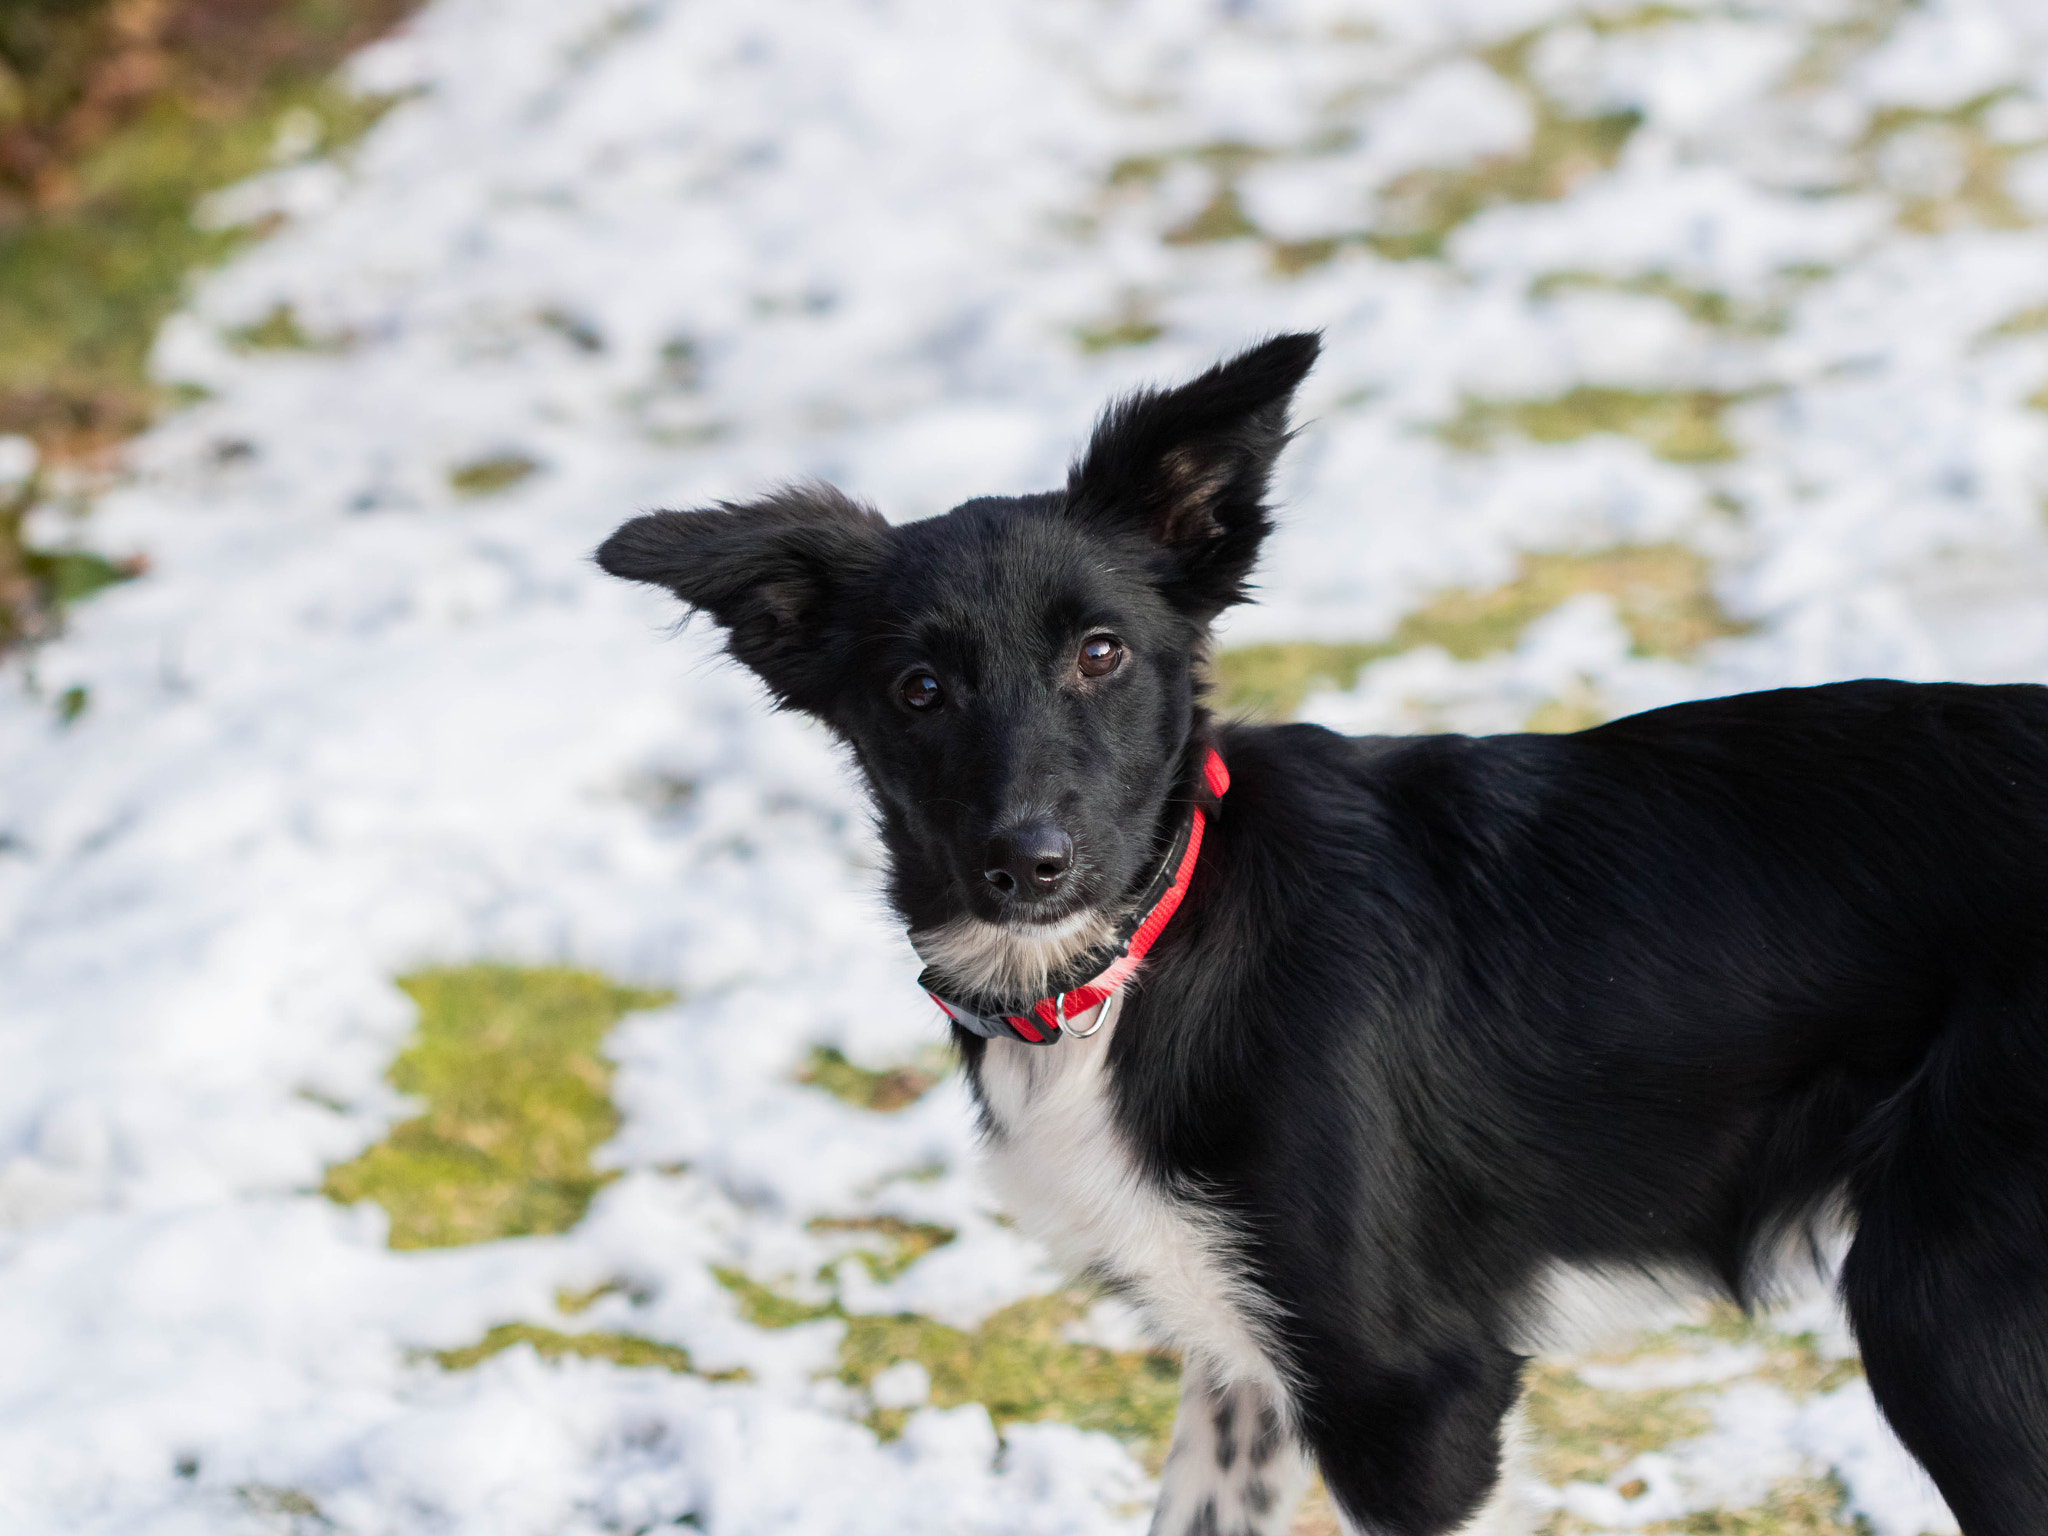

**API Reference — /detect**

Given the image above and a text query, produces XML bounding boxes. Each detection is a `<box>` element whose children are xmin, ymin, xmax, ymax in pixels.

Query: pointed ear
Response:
<box><xmin>1065</xmin><ymin>332</ymin><xmax>1319</xmax><ymax>619</ymax></box>
<box><xmin>596</xmin><ymin>483</ymin><xmax>888</xmax><ymax>714</ymax></box>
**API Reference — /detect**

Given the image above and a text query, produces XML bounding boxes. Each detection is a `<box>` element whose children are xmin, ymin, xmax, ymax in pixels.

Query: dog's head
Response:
<box><xmin>598</xmin><ymin>333</ymin><xmax>1317</xmax><ymax>992</ymax></box>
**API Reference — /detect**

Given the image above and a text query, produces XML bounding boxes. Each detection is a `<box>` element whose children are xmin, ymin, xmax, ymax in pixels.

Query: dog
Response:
<box><xmin>597</xmin><ymin>333</ymin><xmax>2048</xmax><ymax>1536</ymax></box>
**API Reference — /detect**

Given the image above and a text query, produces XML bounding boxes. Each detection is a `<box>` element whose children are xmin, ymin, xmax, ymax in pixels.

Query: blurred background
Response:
<box><xmin>3</xmin><ymin>0</ymin><xmax>2046</xmax><ymax>1531</ymax></box>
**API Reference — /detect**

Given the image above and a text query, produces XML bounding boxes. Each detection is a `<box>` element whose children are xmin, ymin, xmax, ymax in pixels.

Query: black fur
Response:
<box><xmin>600</xmin><ymin>333</ymin><xmax>2048</xmax><ymax>1535</ymax></box>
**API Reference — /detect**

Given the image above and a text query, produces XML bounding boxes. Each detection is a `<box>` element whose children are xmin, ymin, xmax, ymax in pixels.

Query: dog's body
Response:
<box><xmin>600</xmin><ymin>335</ymin><xmax>2048</xmax><ymax>1535</ymax></box>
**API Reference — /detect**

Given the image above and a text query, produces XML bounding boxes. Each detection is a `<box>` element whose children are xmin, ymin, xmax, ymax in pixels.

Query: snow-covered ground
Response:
<box><xmin>5</xmin><ymin>0</ymin><xmax>2048</xmax><ymax>1530</ymax></box>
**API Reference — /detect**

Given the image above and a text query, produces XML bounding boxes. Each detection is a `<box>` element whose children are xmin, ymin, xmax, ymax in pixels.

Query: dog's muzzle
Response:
<box><xmin>918</xmin><ymin>748</ymin><xmax>1229</xmax><ymax>1045</ymax></box>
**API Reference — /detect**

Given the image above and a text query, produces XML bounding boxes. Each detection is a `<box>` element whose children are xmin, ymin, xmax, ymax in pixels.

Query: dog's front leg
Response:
<box><xmin>1149</xmin><ymin>1358</ymin><xmax>1312</xmax><ymax>1536</ymax></box>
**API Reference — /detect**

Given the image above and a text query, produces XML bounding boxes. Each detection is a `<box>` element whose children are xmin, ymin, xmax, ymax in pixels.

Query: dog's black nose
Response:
<box><xmin>983</xmin><ymin>823</ymin><xmax>1073</xmax><ymax>898</ymax></box>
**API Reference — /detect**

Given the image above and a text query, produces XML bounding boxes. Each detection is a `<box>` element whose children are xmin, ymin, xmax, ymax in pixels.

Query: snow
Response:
<box><xmin>6</xmin><ymin>0</ymin><xmax>2048</xmax><ymax>1530</ymax></box>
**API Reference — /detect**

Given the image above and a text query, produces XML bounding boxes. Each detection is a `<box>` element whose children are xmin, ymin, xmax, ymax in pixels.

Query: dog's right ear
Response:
<box><xmin>1066</xmin><ymin>331</ymin><xmax>1319</xmax><ymax>621</ymax></box>
<box><xmin>596</xmin><ymin>484</ymin><xmax>887</xmax><ymax>714</ymax></box>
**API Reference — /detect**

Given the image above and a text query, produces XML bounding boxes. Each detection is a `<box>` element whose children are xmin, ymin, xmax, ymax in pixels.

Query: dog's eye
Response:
<box><xmin>1077</xmin><ymin>634</ymin><xmax>1125</xmax><ymax>679</ymax></box>
<box><xmin>899</xmin><ymin>671</ymin><xmax>943</xmax><ymax>710</ymax></box>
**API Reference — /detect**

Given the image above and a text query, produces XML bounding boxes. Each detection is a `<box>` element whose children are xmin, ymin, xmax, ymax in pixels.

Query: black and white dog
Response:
<box><xmin>598</xmin><ymin>334</ymin><xmax>2048</xmax><ymax>1536</ymax></box>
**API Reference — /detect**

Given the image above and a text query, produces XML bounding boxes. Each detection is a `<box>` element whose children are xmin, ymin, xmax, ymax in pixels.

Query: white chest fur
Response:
<box><xmin>973</xmin><ymin>998</ymin><xmax>1290</xmax><ymax>1400</ymax></box>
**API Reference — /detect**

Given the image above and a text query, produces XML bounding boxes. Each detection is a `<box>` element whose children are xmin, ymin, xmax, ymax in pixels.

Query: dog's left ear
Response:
<box><xmin>1065</xmin><ymin>331</ymin><xmax>1319</xmax><ymax>619</ymax></box>
<box><xmin>595</xmin><ymin>484</ymin><xmax>887</xmax><ymax>715</ymax></box>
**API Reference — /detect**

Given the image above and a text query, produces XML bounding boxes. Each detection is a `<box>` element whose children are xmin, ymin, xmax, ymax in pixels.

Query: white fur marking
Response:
<box><xmin>911</xmin><ymin>909</ymin><xmax>1116</xmax><ymax>1002</ymax></box>
<box><xmin>1151</xmin><ymin>1360</ymin><xmax>1311</xmax><ymax>1536</ymax></box>
<box><xmin>975</xmin><ymin>998</ymin><xmax>1291</xmax><ymax>1402</ymax></box>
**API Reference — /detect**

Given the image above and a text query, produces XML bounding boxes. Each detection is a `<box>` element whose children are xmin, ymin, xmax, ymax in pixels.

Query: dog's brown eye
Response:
<box><xmin>1078</xmin><ymin>634</ymin><xmax>1125</xmax><ymax>679</ymax></box>
<box><xmin>899</xmin><ymin>672</ymin><xmax>943</xmax><ymax>710</ymax></box>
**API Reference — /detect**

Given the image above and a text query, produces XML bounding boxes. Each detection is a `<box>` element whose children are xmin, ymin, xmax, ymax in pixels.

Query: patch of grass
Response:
<box><xmin>1523</xmin><ymin>1359</ymin><xmax>1713</xmax><ymax>1487</ymax></box>
<box><xmin>1658</xmin><ymin>1302</ymin><xmax>1865</xmax><ymax>1399</ymax></box>
<box><xmin>448</xmin><ymin>451</ymin><xmax>542</xmax><ymax>498</ymax></box>
<box><xmin>1531</xmin><ymin>1306</ymin><xmax>1872</xmax><ymax>1534</ymax></box>
<box><xmin>1857</xmin><ymin>90</ymin><xmax>2047</xmax><ymax>235</ymax></box>
<box><xmin>1364</xmin><ymin>35</ymin><xmax>1642</xmax><ymax>262</ymax></box>
<box><xmin>844</xmin><ymin>1294</ymin><xmax>1181</xmax><ymax>1446</ymax></box>
<box><xmin>1403</xmin><ymin>546</ymin><xmax>1747</xmax><ymax>660</ymax></box>
<box><xmin>1075</xmin><ymin>313</ymin><xmax>1165</xmax><ymax>352</ymax></box>
<box><xmin>710</xmin><ymin>1267</ymin><xmax>1181</xmax><ymax>1450</ymax></box>
<box><xmin>807</xmin><ymin>1215</ymin><xmax>957</xmax><ymax>1283</ymax></box>
<box><xmin>1524</xmin><ymin>687</ymin><xmax>1609</xmax><ymax>734</ymax></box>
<box><xmin>0</xmin><ymin>469</ymin><xmax>144</xmax><ymax>647</ymax></box>
<box><xmin>1782</xmin><ymin>0</ymin><xmax>1913</xmax><ymax>93</ymax></box>
<box><xmin>0</xmin><ymin>3</ymin><xmax>415</xmax><ymax>457</ymax></box>
<box><xmin>1982</xmin><ymin>302</ymin><xmax>2048</xmax><ymax>342</ymax></box>
<box><xmin>1162</xmin><ymin>182</ymin><xmax>1259</xmax><ymax>245</ymax></box>
<box><xmin>1269</xmin><ymin>236</ymin><xmax>1341</xmax><ymax>276</ymax></box>
<box><xmin>1212</xmin><ymin>546</ymin><xmax>1749</xmax><ymax>719</ymax></box>
<box><xmin>1530</xmin><ymin>271</ymin><xmax>1787</xmax><ymax>335</ymax></box>
<box><xmin>1438</xmin><ymin>385</ymin><xmax>1749</xmax><ymax>463</ymax></box>
<box><xmin>713</xmin><ymin>1265</ymin><xmax>839</xmax><ymax>1330</ymax></box>
<box><xmin>225</xmin><ymin>300</ymin><xmax>351</xmax><ymax>353</ymax></box>
<box><xmin>798</xmin><ymin>1044</ymin><xmax>949</xmax><ymax>1112</ymax></box>
<box><xmin>0</xmin><ymin>0</ymin><xmax>420</xmax><ymax>653</ymax></box>
<box><xmin>321</xmin><ymin>965</ymin><xmax>672</xmax><ymax>1250</ymax></box>
<box><xmin>429</xmin><ymin>1321</ymin><xmax>748</xmax><ymax>1379</ymax></box>
<box><xmin>1209</xmin><ymin>640</ymin><xmax>1398</xmax><ymax>722</ymax></box>
<box><xmin>556</xmin><ymin>1278</ymin><xmax>631</xmax><ymax>1315</ymax></box>
<box><xmin>1638</xmin><ymin>1478</ymin><xmax>1865</xmax><ymax>1536</ymax></box>
<box><xmin>234</xmin><ymin>1483</ymin><xmax>331</xmax><ymax>1531</ymax></box>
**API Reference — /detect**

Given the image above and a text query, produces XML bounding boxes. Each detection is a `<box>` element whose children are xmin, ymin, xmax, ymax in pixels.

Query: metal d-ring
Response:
<box><xmin>1062</xmin><ymin>988</ymin><xmax>1119</xmax><ymax>1040</ymax></box>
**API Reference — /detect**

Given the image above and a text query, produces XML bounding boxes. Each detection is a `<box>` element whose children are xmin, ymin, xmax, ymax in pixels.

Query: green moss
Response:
<box><xmin>1162</xmin><ymin>184</ymin><xmax>1259</xmax><ymax>245</ymax></box>
<box><xmin>807</xmin><ymin>1215</ymin><xmax>957</xmax><ymax>1282</ymax></box>
<box><xmin>1269</xmin><ymin>236</ymin><xmax>1341</xmax><ymax>276</ymax></box>
<box><xmin>1209</xmin><ymin>640</ymin><xmax>1398</xmax><ymax>722</ymax></box>
<box><xmin>226</xmin><ymin>300</ymin><xmax>351</xmax><ymax>353</ymax></box>
<box><xmin>233</xmin><ymin>1483</ymin><xmax>329</xmax><ymax>1528</ymax></box>
<box><xmin>0</xmin><ymin>0</ymin><xmax>420</xmax><ymax>653</ymax></box>
<box><xmin>1075</xmin><ymin>314</ymin><xmax>1165</xmax><ymax>352</ymax></box>
<box><xmin>1438</xmin><ymin>385</ymin><xmax>1749</xmax><ymax>463</ymax></box>
<box><xmin>713</xmin><ymin>1265</ymin><xmax>839</xmax><ymax>1330</ymax></box>
<box><xmin>1523</xmin><ymin>1359</ymin><xmax>1713</xmax><ymax>1488</ymax></box>
<box><xmin>712</xmin><ymin>1263</ymin><xmax>1181</xmax><ymax>1450</ymax></box>
<box><xmin>321</xmin><ymin>965</ymin><xmax>672</xmax><ymax>1249</ymax></box>
<box><xmin>1524</xmin><ymin>688</ymin><xmax>1609</xmax><ymax>735</ymax></box>
<box><xmin>1530</xmin><ymin>1309</ymin><xmax>1871</xmax><ymax>1533</ymax></box>
<box><xmin>1212</xmin><ymin>546</ymin><xmax>1749</xmax><ymax>720</ymax></box>
<box><xmin>1639</xmin><ymin>1478</ymin><xmax>1865</xmax><ymax>1535</ymax></box>
<box><xmin>798</xmin><ymin>1044</ymin><xmax>949</xmax><ymax>1112</ymax></box>
<box><xmin>556</xmin><ymin>1278</ymin><xmax>630</xmax><ymax>1315</ymax></box>
<box><xmin>0</xmin><ymin>76</ymin><xmax>402</xmax><ymax>454</ymax></box>
<box><xmin>1365</xmin><ymin>35</ymin><xmax>1642</xmax><ymax>262</ymax></box>
<box><xmin>841</xmin><ymin>1294</ymin><xmax>1180</xmax><ymax>1446</ymax></box>
<box><xmin>1</xmin><ymin>467</ymin><xmax>144</xmax><ymax>648</ymax></box>
<box><xmin>1529</xmin><ymin>271</ymin><xmax>1787</xmax><ymax>335</ymax></box>
<box><xmin>1857</xmin><ymin>90</ymin><xmax>2047</xmax><ymax>235</ymax></box>
<box><xmin>431</xmin><ymin>1321</ymin><xmax>726</xmax><ymax>1376</ymax></box>
<box><xmin>1984</xmin><ymin>304</ymin><xmax>2048</xmax><ymax>345</ymax></box>
<box><xmin>1657</xmin><ymin>1302</ymin><xmax>1865</xmax><ymax>1399</ymax></box>
<box><xmin>448</xmin><ymin>452</ymin><xmax>542</xmax><ymax>498</ymax></box>
<box><xmin>1402</xmin><ymin>545</ymin><xmax>1748</xmax><ymax>660</ymax></box>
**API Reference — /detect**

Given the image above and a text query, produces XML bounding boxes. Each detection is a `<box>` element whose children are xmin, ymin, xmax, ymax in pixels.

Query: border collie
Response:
<box><xmin>598</xmin><ymin>334</ymin><xmax>2048</xmax><ymax>1536</ymax></box>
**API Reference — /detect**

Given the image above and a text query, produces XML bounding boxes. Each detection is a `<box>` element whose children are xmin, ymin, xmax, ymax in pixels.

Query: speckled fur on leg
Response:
<box><xmin>1150</xmin><ymin>1360</ymin><xmax>1312</xmax><ymax>1536</ymax></box>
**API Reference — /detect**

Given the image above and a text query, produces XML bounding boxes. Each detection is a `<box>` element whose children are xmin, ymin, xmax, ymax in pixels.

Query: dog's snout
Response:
<box><xmin>983</xmin><ymin>822</ymin><xmax>1073</xmax><ymax>898</ymax></box>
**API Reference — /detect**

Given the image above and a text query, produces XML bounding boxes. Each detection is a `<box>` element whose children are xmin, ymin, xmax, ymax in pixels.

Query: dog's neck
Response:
<box><xmin>908</xmin><ymin>903</ymin><xmax>1124</xmax><ymax>1008</ymax></box>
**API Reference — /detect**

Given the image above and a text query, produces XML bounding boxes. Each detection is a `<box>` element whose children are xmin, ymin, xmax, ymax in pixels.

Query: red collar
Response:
<box><xmin>919</xmin><ymin>748</ymin><xmax>1229</xmax><ymax>1045</ymax></box>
